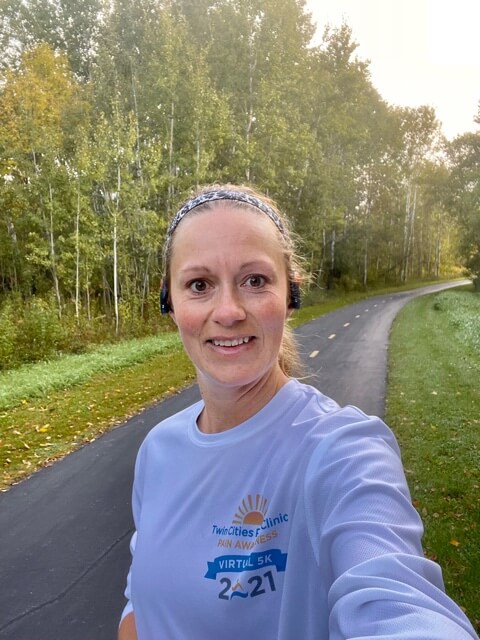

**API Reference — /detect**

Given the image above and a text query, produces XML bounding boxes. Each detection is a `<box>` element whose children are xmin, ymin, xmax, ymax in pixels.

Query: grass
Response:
<box><xmin>0</xmin><ymin>332</ymin><xmax>183</xmax><ymax>411</ymax></box>
<box><xmin>0</xmin><ymin>344</ymin><xmax>195</xmax><ymax>488</ymax></box>
<box><xmin>385</xmin><ymin>286</ymin><xmax>480</xmax><ymax>632</ymax></box>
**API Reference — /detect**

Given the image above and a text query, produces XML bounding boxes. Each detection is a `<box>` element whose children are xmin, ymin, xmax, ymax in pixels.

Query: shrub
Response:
<box><xmin>15</xmin><ymin>297</ymin><xmax>67</xmax><ymax>363</ymax></box>
<box><xmin>0</xmin><ymin>298</ymin><xmax>19</xmax><ymax>370</ymax></box>
<box><xmin>0</xmin><ymin>291</ymin><xmax>177</xmax><ymax>372</ymax></box>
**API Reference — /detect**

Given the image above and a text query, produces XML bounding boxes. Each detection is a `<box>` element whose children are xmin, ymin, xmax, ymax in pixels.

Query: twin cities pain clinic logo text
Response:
<box><xmin>205</xmin><ymin>494</ymin><xmax>289</xmax><ymax>601</ymax></box>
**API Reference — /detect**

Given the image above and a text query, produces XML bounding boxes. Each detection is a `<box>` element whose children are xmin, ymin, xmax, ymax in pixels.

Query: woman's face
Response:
<box><xmin>169</xmin><ymin>205</ymin><xmax>290</xmax><ymax>393</ymax></box>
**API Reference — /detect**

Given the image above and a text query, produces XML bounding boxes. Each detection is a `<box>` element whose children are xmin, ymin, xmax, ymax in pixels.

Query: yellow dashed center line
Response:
<box><xmin>309</xmin><ymin>350</ymin><xmax>319</xmax><ymax>358</ymax></box>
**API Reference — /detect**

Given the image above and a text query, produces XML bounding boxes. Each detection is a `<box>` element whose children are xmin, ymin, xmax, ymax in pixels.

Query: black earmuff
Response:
<box><xmin>289</xmin><ymin>279</ymin><xmax>301</xmax><ymax>310</ymax></box>
<box><xmin>160</xmin><ymin>282</ymin><xmax>171</xmax><ymax>314</ymax></box>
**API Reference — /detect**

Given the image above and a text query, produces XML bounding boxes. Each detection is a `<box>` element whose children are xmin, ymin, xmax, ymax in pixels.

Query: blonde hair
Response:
<box><xmin>163</xmin><ymin>183</ymin><xmax>304</xmax><ymax>378</ymax></box>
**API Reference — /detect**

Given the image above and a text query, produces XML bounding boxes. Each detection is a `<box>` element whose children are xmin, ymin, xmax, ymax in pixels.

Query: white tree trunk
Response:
<box><xmin>75</xmin><ymin>179</ymin><xmax>81</xmax><ymax>321</ymax></box>
<box><xmin>131</xmin><ymin>64</ymin><xmax>143</xmax><ymax>186</ymax></box>
<box><xmin>401</xmin><ymin>183</ymin><xmax>417</xmax><ymax>282</ymax></box>
<box><xmin>48</xmin><ymin>183</ymin><xmax>62</xmax><ymax>318</ymax></box>
<box><xmin>363</xmin><ymin>238</ymin><xmax>368</xmax><ymax>288</ymax></box>
<box><xmin>168</xmin><ymin>101</ymin><xmax>175</xmax><ymax>210</ymax></box>
<box><xmin>113</xmin><ymin>166</ymin><xmax>121</xmax><ymax>335</ymax></box>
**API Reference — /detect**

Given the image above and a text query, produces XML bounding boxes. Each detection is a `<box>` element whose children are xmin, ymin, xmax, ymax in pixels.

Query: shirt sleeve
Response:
<box><xmin>120</xmin><ymin>438</ymin><xmax>147</xmax><ymax>624</ymax></box>
<box><xmin>304</xmin><ymin>411</ymin><xmax>478</xmax><ymax>640</ymax></box>
<box><xmin>120</xmin><ymin>531</ymin><xmax>136</xmax><ymax>622</ymax></box>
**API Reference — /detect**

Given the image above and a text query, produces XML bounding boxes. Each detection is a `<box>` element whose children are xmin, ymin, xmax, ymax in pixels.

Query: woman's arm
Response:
<box><xmin>306</xmin><ymin>412</ymin><xmax>479</xmax><ymax>639</ymax></box>
<box><xmin>118</xmin><ymin>612</ymin><xmax>138</xmax><ymax>640</ymax></box>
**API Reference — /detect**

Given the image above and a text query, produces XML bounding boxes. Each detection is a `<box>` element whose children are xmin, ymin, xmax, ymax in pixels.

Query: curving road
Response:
<box><xmin>295</xmin><ymin>280</ymin><xmax>470</xmax><ymax>416</ymax></box>
<box><xmin>0</xmin><ymin>280</ymin><xmax>469</xmax><ymax>639</ymax></box>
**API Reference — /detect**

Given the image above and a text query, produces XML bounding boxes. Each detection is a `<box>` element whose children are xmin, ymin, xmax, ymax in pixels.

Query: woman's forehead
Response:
<box><xmin>170</xmin><ymin>206</ymin><xmax>286</xmax><ymax>265</ymax></box>
<box><xmin>171</xmin><ymin>204</ymin><xmax>284</xmax><ymax>244</ymax></box>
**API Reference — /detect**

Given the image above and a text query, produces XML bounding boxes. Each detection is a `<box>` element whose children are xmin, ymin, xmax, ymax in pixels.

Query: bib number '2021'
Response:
<box><xmin>218</xmin><ymin>571</ymin><xmax>276</xmax><ymax>600</ymax></box>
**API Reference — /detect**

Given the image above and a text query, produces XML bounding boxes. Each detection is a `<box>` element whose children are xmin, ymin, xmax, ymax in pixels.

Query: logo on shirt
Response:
<box><xmin>205</xmin><ymin>549</ymin><xmax>287</xmax><ymax>579</ymax></box>
<box><xmin>205</xmin><ymin>493</ymin><xmax>289</xmax><ymax>601</ymax></box>
<box><xmin>210</xmin><ymin>493</ymin><xmax>289</xmax><ymax>546</ymax></box>
<box><xmin>233</xmin><ymin>494</ymin><xmax>268</xmax><ymax>525</ymax></box>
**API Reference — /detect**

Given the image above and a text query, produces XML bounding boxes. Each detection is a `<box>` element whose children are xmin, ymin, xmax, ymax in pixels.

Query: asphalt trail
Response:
<box><xmin>0</xmin><ymin>280</ymin><xmax>469</xmax><ymax>639</ymax></box>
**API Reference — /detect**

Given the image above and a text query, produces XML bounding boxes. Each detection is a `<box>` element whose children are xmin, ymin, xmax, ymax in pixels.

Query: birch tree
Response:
<box><xmin>394</xmin><ymin>106</ymin><xmax>441</xmax><ymax>282</ymax></box>
<box><xmin>0</xmin><ymin>43</ymin><xmax>87</xmax><ymax>309</ymax></box>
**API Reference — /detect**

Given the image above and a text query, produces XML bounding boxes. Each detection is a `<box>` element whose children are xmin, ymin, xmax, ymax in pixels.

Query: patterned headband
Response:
<box><xmin>166</xmin><ymin>190</ymin><xmax>287</xmax><ymax>239</ymax></box>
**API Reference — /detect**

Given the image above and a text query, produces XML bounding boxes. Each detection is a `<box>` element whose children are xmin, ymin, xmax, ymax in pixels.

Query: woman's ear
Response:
<box><xmin>160</xmin><ymin>281</ymin><xmax>171</xmax><ymax>314</ymax></box>
<box><xmin>288</xmin><ymin>277</ymin><xmax>301</xmax><ymax>309</ymax></box>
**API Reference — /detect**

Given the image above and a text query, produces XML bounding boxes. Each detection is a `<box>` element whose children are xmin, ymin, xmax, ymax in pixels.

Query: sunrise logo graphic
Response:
<box><xmin>232</xmin><ymin>494</ymin><xmax>268</xmax><ymax>526</ymax></box>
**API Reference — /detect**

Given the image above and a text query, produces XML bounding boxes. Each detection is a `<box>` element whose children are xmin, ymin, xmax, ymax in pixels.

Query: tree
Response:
<box><xmin>390</xmin><ymin>106</ymin><xmax>443</xmax><ymax>282</ymax></box>
<box><xmin>0</xmin><ymin>2</ymin><xmax>471</xmax><ymax>358</ymax></box>
<box><xmin>0</xmin><ymin>0</ymin><xmax>104</xmax><ymax>77</ymax></box>
<box><xmin>448</xmin><ymin>132</ymin><xmax>480</xmax><ymax>290</ymax></box>
<box><xmin>297</xmin><ymin>23</ymin><xmax>387</xmax><ymax>288</ymax></box>
<box><xmin>0</xmin><ymin>43</ymin><xmax>89</xmax><ymax>310</ymax></box>
<box><xmin>93</xmin><ymin>0</ymin><xmax>231</xmax><ymax>208</ymax></box>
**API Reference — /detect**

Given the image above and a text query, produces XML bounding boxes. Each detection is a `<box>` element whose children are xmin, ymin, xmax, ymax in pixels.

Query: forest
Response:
<box><xmin>0</xmin><ymin>0</ymin><xmax>479</xmax><ymax>369</ymax></box>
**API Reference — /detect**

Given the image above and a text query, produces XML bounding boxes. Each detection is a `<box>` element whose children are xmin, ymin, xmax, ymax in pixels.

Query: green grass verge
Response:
<box><xmin>385</xmin><ymin>287</ymin><xmax>480</xmax><ymax>632</ymax></box>
<box><xmin>0</xmin><ymin>347</ymin><xmax>196</xmax><ymax>488</ymax></box>
<box><xmin>0</xmin><ymin>332</ymin><xmax>182</xmax><ymax>411</ymax></box>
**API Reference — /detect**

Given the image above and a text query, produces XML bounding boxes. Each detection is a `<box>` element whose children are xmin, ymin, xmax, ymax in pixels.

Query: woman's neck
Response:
<box><xmin>196</xmin><ymin>368</ymin><xmax>289</xmax><ymax>434</ymax></box>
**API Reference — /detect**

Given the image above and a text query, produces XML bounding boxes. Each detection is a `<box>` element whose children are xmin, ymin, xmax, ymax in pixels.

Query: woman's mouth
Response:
<box><xmin>210</xmin><ymin>337</ymin><xmax>252</xmax><ymax>347</ymax></box>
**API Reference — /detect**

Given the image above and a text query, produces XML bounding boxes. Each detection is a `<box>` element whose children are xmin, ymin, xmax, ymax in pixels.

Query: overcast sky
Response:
<box><xmin>305</xmin><ymin>0</ymin><xmax>480</xmax><ymax>139</ymax></box>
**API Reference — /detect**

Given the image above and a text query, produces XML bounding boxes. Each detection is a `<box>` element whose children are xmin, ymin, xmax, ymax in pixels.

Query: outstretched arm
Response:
<box><xmin>306</xmin><ymin>412</ymin><xmax>478</xmax><ymax>639</ymax></box>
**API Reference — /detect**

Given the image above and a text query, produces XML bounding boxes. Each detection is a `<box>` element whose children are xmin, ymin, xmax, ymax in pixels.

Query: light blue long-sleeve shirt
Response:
<box><xmin>122</xmin><ymin>379</ymin><xmax>478</xmax><ymax>639</ymax></box>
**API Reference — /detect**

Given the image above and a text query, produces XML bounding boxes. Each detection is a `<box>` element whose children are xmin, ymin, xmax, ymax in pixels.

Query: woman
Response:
<box><xmin>119</xmin><ymin>185</ymin><xmax>478</xmax><ymax>639</ymax></box>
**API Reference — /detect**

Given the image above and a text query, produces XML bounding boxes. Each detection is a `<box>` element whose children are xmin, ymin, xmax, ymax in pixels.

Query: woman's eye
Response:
<box><xmin>246</xmin><ymin>275</ymin><xmax>266</xmax><ymax>288</ymax></box>
<box><xmin>189</xmin><ymin>280</ymin><xmax>208</xmax><ymax>293</ymax></box>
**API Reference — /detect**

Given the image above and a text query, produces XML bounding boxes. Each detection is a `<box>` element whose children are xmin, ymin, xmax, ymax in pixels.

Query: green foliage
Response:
<box><xmin>0</xmin><ymin>297</ymin><xmax>17</xmax><ymax>368</ymax></box>
<box><xmin>0</xmin><ymin>295</ymin><xmax>67</xmax><ymax>368</ymax></box>
<box><xmin>0</xmin><ymin>0</ymin><xmax>103</xmax><ymax>77</ymax></box>
<box><xmin>447</xmin><ymin>133</ymin><xmax>480</xmax><ymax>285</ymax></box>
<box><xmin>0</xmin><ymin>291</ymin><xmax>176</xmax><ymax>369</ymax></box>
<box><xmin>15</xmin><ymin>296</ymin><xmax>67</xmax><ymax>361</ymax></box>
<box><xmin>0</xmin><ymin>0</ymin><xmax>471</xmax><ymax>357</ymax></box>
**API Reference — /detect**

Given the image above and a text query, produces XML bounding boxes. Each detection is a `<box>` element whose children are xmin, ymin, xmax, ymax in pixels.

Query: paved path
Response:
<box><xmin>0</xmin><ymin>280</ymin><xmax>469</xmax><ymax>639</ymax></box>
<box><xmin>295</xmin><ymin>280</ymin><xmax>469</xmax><ymax>416</ymax></box>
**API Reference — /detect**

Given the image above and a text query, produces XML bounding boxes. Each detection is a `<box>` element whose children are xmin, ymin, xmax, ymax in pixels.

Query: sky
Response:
<box><xmin>305</xmin><ymin>0</ymin><xmax>480</xmax><ymax>139</ymax></box>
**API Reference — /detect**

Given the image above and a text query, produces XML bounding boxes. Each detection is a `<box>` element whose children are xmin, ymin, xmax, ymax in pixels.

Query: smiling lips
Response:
<box><xmin>210</xmin><ymin>337</ymin><xmax>252</xmax><ymax>347</ymax></box>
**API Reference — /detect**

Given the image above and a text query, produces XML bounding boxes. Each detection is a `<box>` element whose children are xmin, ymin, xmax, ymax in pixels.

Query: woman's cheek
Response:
<box><xmin>174</xmin><ymin>307</ymin><xmax>203</xmax><ymax>336</ymax></box>
<box><xmin>259</xmin><ymin>297</ymin><xmax>289</xmax><ymax>326</ymax></box>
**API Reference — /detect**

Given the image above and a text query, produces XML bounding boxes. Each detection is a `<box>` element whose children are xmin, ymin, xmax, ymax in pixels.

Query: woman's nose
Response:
<box><xmin>211</xmin><ymin>286</ymin><xmax>247</xmax><ymax>325</ymax></box>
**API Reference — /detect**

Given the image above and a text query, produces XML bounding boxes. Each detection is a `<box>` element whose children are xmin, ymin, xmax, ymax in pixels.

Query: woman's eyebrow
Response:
<box><xmin>238</xmin><ymin>260</ymin><xmax>275</xmax><ymax>270</ymax></box>
<box><xmin>177</xmin><ymin>265</ymin><xmax>213</xmax><ymax>275</ymax></box>
<box><xmin>178</xmin><ymin>260</ymin><xmax>276</xmax><ymax>275</ymax></box>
